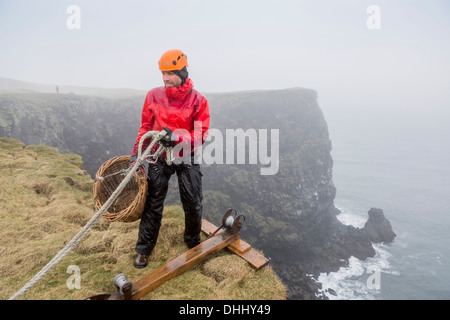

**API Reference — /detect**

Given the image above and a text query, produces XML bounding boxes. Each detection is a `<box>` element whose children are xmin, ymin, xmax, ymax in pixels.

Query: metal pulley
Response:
<box><xmin>222</xmin><ymin>208</ymin><xmax>245</xmax><ymax>234</ymax></box>
<box><xmin>207</xmin><ymin>208</ymin><xmax>245</xmax><ymax>239</ymax></box>
<box><xmin>85</xmin><ymin>273</ymin><xmax>133</xmax><ymax>300</ymax></box>
<box><xmin>113</xmin><ymin>273</ymin><xmax>133</xmax><ymax>299</ymax></box>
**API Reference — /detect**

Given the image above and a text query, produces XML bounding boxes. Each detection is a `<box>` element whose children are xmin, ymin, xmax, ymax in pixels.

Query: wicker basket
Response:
<box><xmin>93</xmin><ymin>156</ymin><xmax>147</xmax><ymax>222</ymax></box>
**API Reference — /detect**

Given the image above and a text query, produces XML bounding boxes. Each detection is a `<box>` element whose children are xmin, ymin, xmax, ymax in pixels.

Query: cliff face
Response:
<box><xmin>201</xmin><ymin>89</ymin><xmax>338</xmax><ymax>254</ymax></box>
<box><xmin>0</xmin><ymin>93</ymin><xmax>142</xmax><ymax>175</ymax></box>
<box><xmin>198</xmin><ymin>89</ymin><xmax>377</xmax><ymax>299</ymax></box>
<box><xmin>0</xmin><ymin>88</ymin><xmax>394</xmax><ymax>299</ymax></box>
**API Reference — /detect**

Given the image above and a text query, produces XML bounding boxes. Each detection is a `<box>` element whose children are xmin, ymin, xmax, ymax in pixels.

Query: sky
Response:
<box><xmin>0</xmin><ymin>0</ymin><xmax>449</xmax><ymax>111</ymax></box>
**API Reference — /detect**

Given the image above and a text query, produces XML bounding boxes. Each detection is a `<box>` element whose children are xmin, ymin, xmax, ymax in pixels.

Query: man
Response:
<box><xmin>130</xmin><ymin>49</ymin><xmax>210</xmax><ymax>268</ymax></box>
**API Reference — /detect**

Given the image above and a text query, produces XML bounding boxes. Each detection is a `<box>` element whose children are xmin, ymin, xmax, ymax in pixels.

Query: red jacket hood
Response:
<box><xmin>164</xmin><ymin>78</ymin><xmax>194</xmax><ymax>100</ymax></box>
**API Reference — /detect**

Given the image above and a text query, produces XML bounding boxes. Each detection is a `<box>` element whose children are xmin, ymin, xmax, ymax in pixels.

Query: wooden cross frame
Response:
<box><xmin>86</xmin><ymin>214</ymin><xmax>269</xmax><ymax>300</ymax></box>
<box><xmin>201</xmin><ymin>219</ymin><xmax>269</xmax><ymax>270</ymax></box>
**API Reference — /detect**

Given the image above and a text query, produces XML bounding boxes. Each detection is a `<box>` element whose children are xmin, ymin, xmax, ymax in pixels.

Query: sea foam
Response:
<box><xmin>313</xmin><ymin>206</ymin><xmax>399</xmax><ymax>300</ymax></box>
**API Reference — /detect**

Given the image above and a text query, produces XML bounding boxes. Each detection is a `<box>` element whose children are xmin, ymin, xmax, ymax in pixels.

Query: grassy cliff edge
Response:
<box><xmin>0</xmin><ymin>138</ymin><xmax>286</xmax><ymax>300</ymax></box>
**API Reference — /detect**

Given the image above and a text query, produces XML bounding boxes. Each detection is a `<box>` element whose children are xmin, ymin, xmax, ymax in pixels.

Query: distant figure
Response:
<box><xmin>56</xmin><ymin>85</ymin><xmax>59</xmax><ymax>94</ymax></box>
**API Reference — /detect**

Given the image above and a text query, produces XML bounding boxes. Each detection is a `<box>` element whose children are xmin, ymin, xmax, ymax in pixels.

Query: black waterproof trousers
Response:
<box><xmin>135</xmin><ymin>156</ymin><xmax>203</xmax><ymax>255</ymax></box>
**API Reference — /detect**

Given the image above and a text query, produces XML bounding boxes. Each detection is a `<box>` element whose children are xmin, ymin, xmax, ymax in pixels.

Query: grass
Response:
<box><xmin>0</xmin><ymin>138</ymin><xmax>286</xmax><ymax>300</ymax></box>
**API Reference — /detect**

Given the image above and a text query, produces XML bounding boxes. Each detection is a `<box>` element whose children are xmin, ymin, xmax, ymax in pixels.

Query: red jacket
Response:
<box><xmin>131</xmin><ymin>78</ymin><xmax>210</xmax><ymax>158</ymax></box>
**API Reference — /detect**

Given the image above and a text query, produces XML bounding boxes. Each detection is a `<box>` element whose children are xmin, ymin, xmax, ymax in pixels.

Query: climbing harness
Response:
<box><xmin>8</xmin><ymin>130</ymin><xmax>172</xmax><ymax>300</ymax></box>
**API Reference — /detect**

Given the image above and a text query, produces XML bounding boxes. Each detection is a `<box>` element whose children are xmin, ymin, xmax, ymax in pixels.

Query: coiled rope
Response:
<box><xmin>8</xmin><ymin>130</ymin><xmax>173</xmax><ymax>300</ymax></box>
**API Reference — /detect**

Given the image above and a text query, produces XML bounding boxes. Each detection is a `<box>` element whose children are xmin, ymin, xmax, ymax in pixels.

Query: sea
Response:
<box><xmin>315</xmin><ymin>105</ymin><xmax>450</xmax><ymax>300</ymax></box>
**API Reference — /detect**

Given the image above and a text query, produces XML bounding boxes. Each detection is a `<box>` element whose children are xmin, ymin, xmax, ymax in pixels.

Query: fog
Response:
<box><xmin>1</xmin><ymin>0</ymin><xmax>449</xmax><ymax>113</ymax></box>
<box><xmin>2</xmin><ymin>1</ymin><xmax>450</xmax><ymax>300</ymax></box>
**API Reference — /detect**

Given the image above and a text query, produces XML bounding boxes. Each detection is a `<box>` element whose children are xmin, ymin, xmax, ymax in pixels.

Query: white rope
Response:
<box><xmin>8</xmin><ymin>130</ymin><xmax>173</xmax><ymax>300</ymax></box>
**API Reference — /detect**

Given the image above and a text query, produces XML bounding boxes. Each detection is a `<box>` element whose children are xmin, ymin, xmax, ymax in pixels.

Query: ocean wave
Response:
<box><xmin>314</xmin><ymin>207</ymin><xmax>399</xmax><ymax>300</ymax></box>
<box><xmin>335</xmin><ymin>205</ymin><xmax>366</xmax><ymax>228</ymax></box>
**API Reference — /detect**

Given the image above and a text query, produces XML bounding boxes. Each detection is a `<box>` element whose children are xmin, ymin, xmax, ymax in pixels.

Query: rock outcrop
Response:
<box><xmin>362</xmin><ymin>208</ymin><xmax>396</xmax><ymax>243</ymax></box>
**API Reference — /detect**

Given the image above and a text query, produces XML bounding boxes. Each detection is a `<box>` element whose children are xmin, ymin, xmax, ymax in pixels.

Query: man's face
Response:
<box><xmin>162</xmin><ymin>71</ymin><xmax>182</xmax><ymax>88</ymax></box>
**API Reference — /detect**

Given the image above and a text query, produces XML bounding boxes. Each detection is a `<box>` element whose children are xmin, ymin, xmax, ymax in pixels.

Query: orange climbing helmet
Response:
<box><xmin>158</xmin><ymin>49</ymin><xmax>188</xmax><ymax>71</ymax></box>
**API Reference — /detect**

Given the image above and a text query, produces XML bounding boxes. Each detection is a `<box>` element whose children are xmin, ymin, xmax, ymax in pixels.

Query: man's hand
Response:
<box><xmin>160</xmin><ymin>127</ymin><xmax>176</xmax><ymax>147</ymax></box>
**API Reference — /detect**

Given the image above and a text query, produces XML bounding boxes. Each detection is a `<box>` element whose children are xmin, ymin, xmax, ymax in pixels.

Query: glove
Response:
<box><xmin>160</xmin><ymin>126</ymin><xmax>176</xmax><ymax>148</ymax></box>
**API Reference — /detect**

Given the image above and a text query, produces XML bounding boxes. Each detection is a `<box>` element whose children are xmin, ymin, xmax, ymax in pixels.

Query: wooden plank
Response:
<box><xmin>201</xmin><ymin>218</ymin><xmax>221</xmax><ymax>234</ymax></box>
<box><xmin>127</xmin><ymin>229</ymin><xmax>240</xmax><ymax>300</ymax></box>
<box><xmin>240</xmin><ymin>249</ymin><xmax>270</xmax><ymax>270</ymax></box>
<box><xmin>201</xmin><ymin>219</ymin><xmax>269</xmax><ymax>270</ymax></box>
<box><xmin>90</xmin><ymin>218</ymin><xmax>269</xmax><ymax>300</ymax></box>
<box><xmin>230</xmin><ymin>239</ymin><xmax>251</xmax><ymax>254</ymax></box>
<box><xmin>201</xmin><ymin>219</ymin><xmax>250</xmax><ymax>254</ymax></box>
